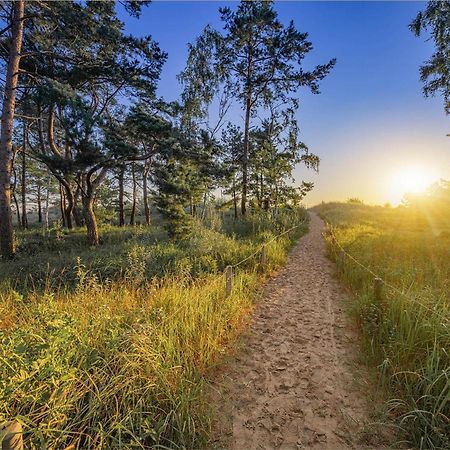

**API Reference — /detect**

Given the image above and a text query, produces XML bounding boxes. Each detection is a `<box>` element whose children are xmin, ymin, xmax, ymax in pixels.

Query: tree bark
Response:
<box><xmin>37</xmin><ymin>184</ymin><xmax>42</xmax><ymax>223</ymax></box>
<box><xmin>59</xmin><ymin>183</ymin><xmax>66</xmax><ymax>227</ymax></box>
<box><xmin>0</xmin><ymin>0</ymin><xmax>24</xmax><ymax>258</ymax></box>
<box><xmin>241</xmin><ymin>95</ymin><xmax>251</xmax><ymax>217</ymax></box>
<box><xmin>129</xmin><ymin>163</ymin><xmax>136</xmax><ymax>226</ymax></box>
<box><xmin>20</xmin><ymin>127</ymin><xmax>28</xmax><ymax>229</ymax></box>
<box><xmin>13</xmin><ymin>192</ymin><xmax>20</xmax><ymax>226</ymax></box>
<box><xmin>241</xmin><ymin>40</ymin><xmax>254</xmax><ymax>218</ymax></box>
<box><xmin>82</xmin><ymin>167</ymin><xmax>107</xmax><ymax>246</ymax></box>
<box><xmin>44</xmin><ymin>179</ymin><xmax>50</xmax><ymax>230</ymax></box>
<box><xmin>259</xmin><ymin>173</ymin><xmax>264</xmax><ymax>209</ymax></box>
<box><xmin>143</xmin><ymin>161</ymin><xmax>150</xmax><ymax>225</ymax></box>
<box><xmin>82</xmin><ymin>195</ymin><xmax>99</xmax><ymax>246</ymax></box>
<box><xmin>200</xmin><ymin>193</ymin><xmax>206</xmax><ymax>220</ymax></box>
<box><xmin>63</xmin><ymin>183</ymin><xmax>74</xmax><ymax>229</ymax></box>
<box><xmin>118</xmin><ymin>165</ymin><xmax>125</xmax><ymax>226</ymax></box>
<box><xmin>73</xmin><ymin>184</ymin><xmax>83</xmax><ymax>227</ymax></box>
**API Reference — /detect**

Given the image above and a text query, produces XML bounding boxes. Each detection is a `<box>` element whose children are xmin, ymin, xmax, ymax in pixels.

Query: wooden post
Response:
<box><xmin>0</xmin><ymin>421</ymin><xmax>23</xmax><ymax>450</ymax></box>
<box><xmin>260</xmin><ymin>245</ymin><xmax>266</xmax><ymax>269</ymax></box>
<box><xmin>225</xmin><ymin>265</ymin><xmax>232</xmax><ymax>297</ymax></box>
<box><xmin>374</xmin><ymin>277</ymin><xmax>383</xmax><ymax>303</ymax></box>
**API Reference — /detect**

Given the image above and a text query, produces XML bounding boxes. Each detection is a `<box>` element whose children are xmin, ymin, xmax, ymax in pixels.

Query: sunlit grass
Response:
<box><xmin>315</xmin><ymin>202</ymin><xmax>449</xmax><ymax>449</ymax></box>
<box><xmin>0</xmin><ymin>209</ymin><xmax>307</xmax><ymax>449</ymax></box>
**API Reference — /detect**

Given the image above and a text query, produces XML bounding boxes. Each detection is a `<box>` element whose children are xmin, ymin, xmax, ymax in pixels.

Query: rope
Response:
<box><xmin>159</xmin><ymin>219</ymin><xmax>307</xmax><ymax>324</ymax></box>
<box><xmin>232</xmin><ymin>221</ymin><xmax>306</xmax><ymax>268</ymax></box>
<box><xmin>324</xmin><ymin>225</ymin><xmax>439</xmax><ymax>313</ymax></box>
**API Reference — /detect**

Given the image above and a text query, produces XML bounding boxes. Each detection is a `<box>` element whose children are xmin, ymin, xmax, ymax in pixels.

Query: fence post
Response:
<box><xmin>260</xmin><ymin>245</ymin><xmax>266</xmax><ymax>269</ymax></box>
<box><xmin>374</xmin><ymin>277</ymin><xmax>383</xmax><ymax>303</ymax></box>
<box><xmin>225</xmin><ymin>265</ymin><xmax>232</xmax><ymax>297</ymax></box>
<box><xmin>0</xmin><ymin>421</ymin><xmax>23</xmax><ymax>450</ymax></box>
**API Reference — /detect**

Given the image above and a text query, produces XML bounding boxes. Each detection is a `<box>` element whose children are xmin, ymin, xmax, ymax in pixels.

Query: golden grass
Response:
<box><xmin>315</xmin><ymin>202</ymin><xmax>449</xmax><ymax>449</ymax></box>
<box><xmin>0</xmin><ymin>211</ymin><xmax>306</xmax><ymax>449</ymax></box>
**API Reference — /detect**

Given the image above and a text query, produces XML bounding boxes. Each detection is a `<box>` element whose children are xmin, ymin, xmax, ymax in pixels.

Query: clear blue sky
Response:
<box><xmin>121</xmin><ymin>1</ymin><xmax>449</xmax><ymax>206</ymax></box>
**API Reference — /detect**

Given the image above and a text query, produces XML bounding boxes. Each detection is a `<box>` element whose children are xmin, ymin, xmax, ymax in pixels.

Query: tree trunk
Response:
<box><xmin>259</xmin><ymin>173</ymin><xmax>264</xmax><ymax>209</ymax></box>
<box><xmin>82</xmin><ymin>167</ymin><xmax>107</xmax><ymax>246</ymax></box>
<box><xmin>13</xmin><ymin>192</ymin><xmax>20</xmax><ymax>226</ymax></box>
<box><xmin>255</xmin><ymin>174</ymin><xmax>261</xmax><ymax>208</ymax></box>
<box><xmin>200</xmin><ymin>193</ymin><xmax>206</xmax><ymax>220</ymax></box>
<box><xmin>37</xmin><ymin>184</ymin><xmax>42</xmax><ymax>223</ymax></box>
<box><xmin>0</xmin><ymin>0</ymin><xmax>24</xmax><ymax>258</ymax></box>
<box><xmin>129</xmin><ymin>163</ymin><xmax>136</xmax><ymax>226</ymax></box>
<box><xmin>44</xmin><ymin>180</ymin><xmax>50</xmax><ymax>230</ymax></box>
<box><xmin>59</xmin><ymin>183</ymin><xmax>66</xmax><ymax>227</ymax></box>
<box><xmin>143</xmin><ymin>162</ymin><xmax>150</xmax><ymax>225</ymax></box>
<box><xmin>118</xmin><ymin>165</ymin><xmax>125</xmax><ymax>226</ymax></box>
<box><xmin>241</xmin><ymin>95</ymin><xmax>251</xmax><ymax>217</ymax></box>
<box><xmin>274</xmin><ymin>183</ymin><xmax>279</xmax><ymax>215</ymax></box>
<box><xmin>20</xmin><ymin>129</ymin><xmax>28</xmax><ymax>229</ymax></box>
<box><xmin>82</xmin><ymin>195</ymin><xmax>99</xmax><ymax>246</ymax></box>
<box><xmin>11</xmin><ymin>160</ymin><xmax>20</xmax><ymax>226</ymax></box>
<box><xmin>64</xmin><ymin>184</ymin><xmax>74</xmax><ymax>229</ymax></box>
<box><xmin>73</xmin><ymin>185</ymin><xmax>83</xmax><ymax>227</ymax></box>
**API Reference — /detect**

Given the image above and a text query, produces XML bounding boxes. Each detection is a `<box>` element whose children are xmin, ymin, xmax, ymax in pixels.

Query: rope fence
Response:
<box><xmin>324</xmin><ymin>223</ymin><xmax>437</xmax><ymax>313</ymax></box>
<box><xmin>223</xmin><ymin>220</ymin><xmax>307</xmax><ymax>296</ymax></box>
<box><xmin>159</xmin><ymin>220</ymin><xmax>306</xmax><ymax>324</ymax></box>
<box><xmin>0</xmin><ymin>220</ymin><xmax>307</xmax><ymax>450</ymax></box>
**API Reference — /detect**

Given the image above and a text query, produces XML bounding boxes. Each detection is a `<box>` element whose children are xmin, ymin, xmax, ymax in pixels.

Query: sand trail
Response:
<box><xmin>213</xmin><ymin>213</ymin><xmax>386</xmax><ymax>450</ymax></box>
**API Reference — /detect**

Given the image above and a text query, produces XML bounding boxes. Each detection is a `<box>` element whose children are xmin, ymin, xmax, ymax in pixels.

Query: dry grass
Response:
<box><xmin>0</xmin><ymin>209</ymin><xmax>308</xmax><ymax>449</ymax></box>
<box><xmin>315</xmin><ymin>202</ymin><xmax>449</xmax><ymax>449</ymax></box>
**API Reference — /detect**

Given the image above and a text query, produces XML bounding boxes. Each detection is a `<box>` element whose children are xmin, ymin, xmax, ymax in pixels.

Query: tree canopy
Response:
<box><xmin>0</xmin><ymin>0</ymin><xmax>336</xmax><ymax>255</ymax></box>
<box><xmin>410</xmin><ymin>1</ymin><xmax>450</xmax><ymax>115</ymax></box>
<box><xmin>180</xmin><ymin>0</ymin><xmax>335</xmax><ymax>216</ymax></box>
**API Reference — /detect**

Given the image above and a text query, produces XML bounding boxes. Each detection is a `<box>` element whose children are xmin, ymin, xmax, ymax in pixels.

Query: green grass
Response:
<box><xmin>0</xmin><ymin>208</ymin><xmax>308</xmax><ymax>449</ymax></box>
<box><xmin>314</xmin><ymin>202</ymin><xmax>449</xmax><ymax>449</ymax></box>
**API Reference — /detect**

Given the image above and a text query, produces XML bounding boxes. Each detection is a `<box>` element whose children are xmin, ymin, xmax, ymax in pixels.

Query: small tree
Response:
<box><xmin>249</xmin><ymin>106</ymin><xmax>319</xmax><ymax>210</ymax></box>
<box><xmin>153</xmin><ymin>126</ymin><xmax>219</xmax><ymax>239</ymax></box>
<box><xmin>220</xmin><ymin>123</ymin><xmax>243</xmax><ymax>219</ymax></box>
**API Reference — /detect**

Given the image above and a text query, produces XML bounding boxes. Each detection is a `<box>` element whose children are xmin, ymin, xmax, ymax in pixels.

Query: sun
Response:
<box><xmin>396</xmin><ymin>166</ymin><xmax>435</xmax><ymax>193</ymax></box>
<box><xmin>389</xmin><ymin>165</ymin><xmax>437</xmax><ymax>204</ymax></box>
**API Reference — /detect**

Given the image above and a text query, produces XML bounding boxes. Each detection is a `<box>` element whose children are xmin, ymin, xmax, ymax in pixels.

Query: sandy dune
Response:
<box><xmin>212</xmin><ymin>213</ymin><xmax>389</xmax><ymax>450</ymax></box>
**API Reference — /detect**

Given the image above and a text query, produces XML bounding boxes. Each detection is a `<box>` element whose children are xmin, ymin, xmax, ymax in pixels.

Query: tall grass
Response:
<box><xmin>0</xmin><ymin>208</ymin><xmax>308</xmax><ymax>449</ymax></box>
<box><xmin>315</xmin><ymin>202</ymin><xmax>449</xmax><ymax>449</ymax></box>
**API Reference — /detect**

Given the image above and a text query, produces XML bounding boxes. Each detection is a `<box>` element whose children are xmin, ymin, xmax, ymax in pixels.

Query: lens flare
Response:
<box><xmin>389</xmin><ymin>165</ymin><xmax>437</xmax><ymax>204</ymax></box>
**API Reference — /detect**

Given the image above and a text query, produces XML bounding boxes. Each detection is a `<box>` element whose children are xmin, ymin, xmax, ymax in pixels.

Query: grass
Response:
<box><xmin>0</xmin><ymin>208</ymin><xmax>308</xmax><ymax>449</ymax></box>
<box><xmin>314</xmin><ymin>202</ymin><xmax>449</xmax><ymax>449</ymax></box>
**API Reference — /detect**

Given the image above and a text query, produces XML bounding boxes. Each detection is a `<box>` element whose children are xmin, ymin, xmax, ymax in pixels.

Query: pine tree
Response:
<box><xmin>17</xmin><ymin>1</ymin><xmax>166</xmax><ymax>245</ymax></box>
<box><xmin>220</xmin><ymin>123</ymin><xmax>243</xmax><ymax>219</ymax></box>
<box><xmin>0</xmin><ymin>0</ymin><xmax>24</xmax><ymax>258</ymax></box>
<box><xmin>248</xmin><ymin>106</ymin><xmax>319</xmax><ymax>210</ymax></box>
<box><xmin>180</xmin><ymin>0</ymin><xmax>335</xmax><ymax>216</ymax></box>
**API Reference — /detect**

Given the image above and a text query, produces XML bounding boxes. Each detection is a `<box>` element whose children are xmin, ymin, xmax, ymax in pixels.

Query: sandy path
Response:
<box><xmin>212</xmin><ymin>213</ymin><xmax>384</xmax><ymax>450</ymax></box>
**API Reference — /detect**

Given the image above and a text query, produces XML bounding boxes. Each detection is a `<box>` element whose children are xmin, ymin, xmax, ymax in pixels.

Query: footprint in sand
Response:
<box><xmin>212</xmin><ymin>213</ymin><xmax>394</xmax><ymax>450</ymax></box>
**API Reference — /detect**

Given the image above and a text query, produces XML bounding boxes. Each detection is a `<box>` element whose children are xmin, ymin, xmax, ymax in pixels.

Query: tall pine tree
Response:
<box><xmin>180</xmin><ymin>0</ymin><xmax>335</xmax><ymax>216</ymax></box>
